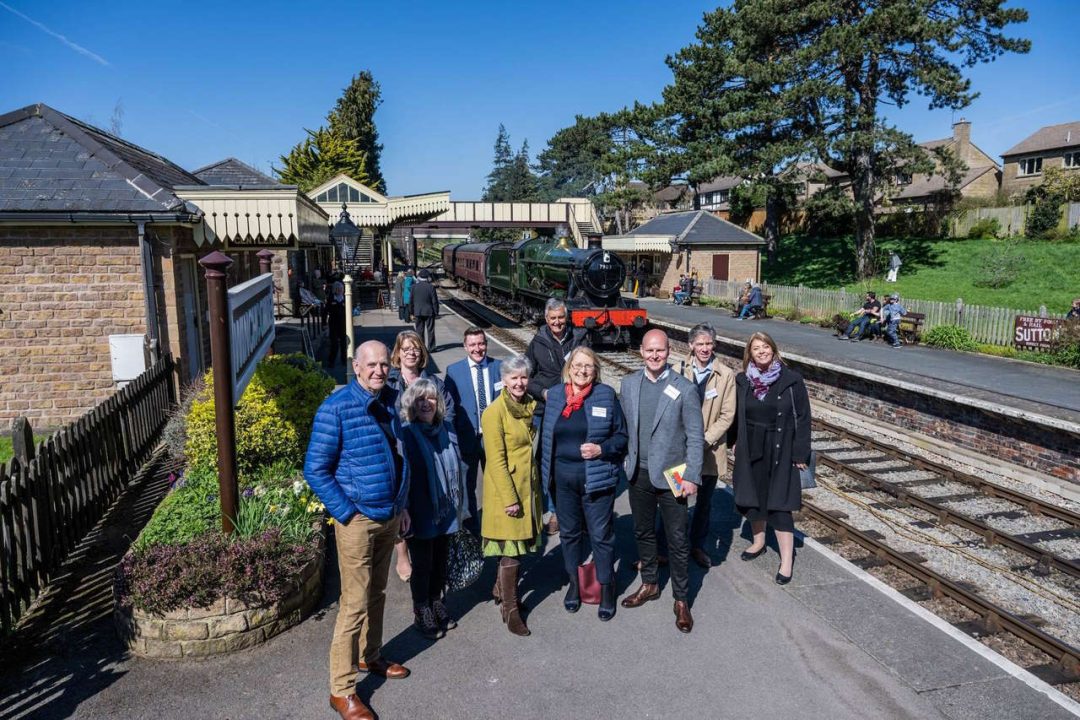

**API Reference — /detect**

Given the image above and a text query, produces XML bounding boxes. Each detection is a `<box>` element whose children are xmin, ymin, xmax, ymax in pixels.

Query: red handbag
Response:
<box><xmin>577</xmin><ymin>561</ymin><xmax>602</xmax><ymax>605</ymax></box>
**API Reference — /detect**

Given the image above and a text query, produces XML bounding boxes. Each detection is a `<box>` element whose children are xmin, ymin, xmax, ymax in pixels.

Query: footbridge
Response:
<box><xmin>401</xmin><ymin>197</ymin><xmax>604</xmax><ymax>248</ymax></box>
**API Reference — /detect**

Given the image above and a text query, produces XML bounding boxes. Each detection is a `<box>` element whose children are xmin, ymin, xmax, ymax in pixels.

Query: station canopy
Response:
<box><xmin>307</xmin><ymin>174</ymin><xmax>450</xmax><ymax>229</ymax></box>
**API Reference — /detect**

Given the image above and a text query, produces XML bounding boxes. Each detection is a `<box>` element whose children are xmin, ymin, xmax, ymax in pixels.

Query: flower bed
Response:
<box><xmin>113</xmin><ymin>354</ymin><xmax>335</xmax><ymax>659</ymax></box>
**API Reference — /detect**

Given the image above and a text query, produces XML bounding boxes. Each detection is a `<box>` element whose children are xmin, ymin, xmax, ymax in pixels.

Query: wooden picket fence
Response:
<box><xmin>701</xmin><ymin>278</ymin><xmax>1066</xmax><ymax>346</ymax></box>
<box><xmin>0</xmin><ymin>355</ymin><xmax>176</xmax><ymax>632</ymax></box>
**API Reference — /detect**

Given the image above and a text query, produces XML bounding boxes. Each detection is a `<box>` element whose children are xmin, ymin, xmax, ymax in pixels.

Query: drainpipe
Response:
<box><xmin>137</xmin><ymin>221</ymin><xmax>161</xmax><ymax>365</ymax></box>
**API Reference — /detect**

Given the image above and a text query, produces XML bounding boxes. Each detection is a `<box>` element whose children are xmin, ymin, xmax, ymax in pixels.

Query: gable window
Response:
<box><xmin>1018</xmin><ymin>157</ymin><xmax>1042</xmax><ymax>176</ymax></box>
<box><xmin>896</xmin><ymin>173</ymin><xmax>913</xmax><ymax>186</ymax></box>
<box><xmin>1065</xmin><ymin>151</ymin><xmax>1080</xmax><ymax>169</ymax></box>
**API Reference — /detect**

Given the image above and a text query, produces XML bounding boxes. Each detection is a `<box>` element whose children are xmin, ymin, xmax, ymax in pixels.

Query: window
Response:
<box><xmin>1065</xmin><ymin>151</ymin><xmax>1080</xmax><ymax>169</ymax></box>
<box><xmin>896</xmin><ymin>173</ymin><xmax>913</xmax><ymax>186</ymax></box>
<box><xmin>349</xmin><ymin>187</ymin><xmax>360</xmax><ymax>202</ymax></box>
<box><xmin>1018</xmin><ymin>157</ymin><xmax>1042</xmax><ymax>176</ymax></box>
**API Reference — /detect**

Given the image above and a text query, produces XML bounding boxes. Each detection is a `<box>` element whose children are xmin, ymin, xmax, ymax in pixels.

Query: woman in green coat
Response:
<box><xmin>480</xmin><ymin>354</ymin><xmax>541</xmax><ymax>637</ymax></box>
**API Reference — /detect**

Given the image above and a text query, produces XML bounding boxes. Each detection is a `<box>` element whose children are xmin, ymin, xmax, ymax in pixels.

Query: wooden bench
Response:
<box><xmin>898</xmin><ymin>312</ymin><xmax>926</xmax><ymax>344</ymax></box>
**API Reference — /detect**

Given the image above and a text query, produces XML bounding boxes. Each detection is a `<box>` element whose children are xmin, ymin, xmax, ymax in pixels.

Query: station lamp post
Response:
<box><xmin>330</xmin><ymin>204</ymin><xmax>361</xmax><ymax>359</ymax></box>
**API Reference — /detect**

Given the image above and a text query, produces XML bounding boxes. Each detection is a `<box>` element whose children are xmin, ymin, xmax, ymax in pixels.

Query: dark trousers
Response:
<box><xmin>883</xmin><ymin>320</ymin><xmax>901</xmax><ymax>346</ymax></box>
<box><xmin>658</xmin><ymin>474</ymin><xmax>718</xmax><ymax>554</ymax></box>
<box><xmin>405</xmin><ymin>534</ymin><xmax>450</xmax><ymax>606</ymax></box>
<box><xmin>462</xmin><ymin>447</ymin><xmax>485</xmax><ymax>535</ymax></box>
<box><xmin>327</xmin><ymin>331</ymin><xmax>347</xmax><ymax>365</ymax></box>
<box><xmin>415</xmin><ymin>314</ymin><xmax>436</xmax><ymax>351</ymax></box>
<box><xmin>628</xmin><ymin>468</ymin><xmax>690</xmax><ymax>601</ymax></box>
<box><xmin>554</xmin><ymin>467</ymin><xmax>616</xmax><ymax>585</ymax></box>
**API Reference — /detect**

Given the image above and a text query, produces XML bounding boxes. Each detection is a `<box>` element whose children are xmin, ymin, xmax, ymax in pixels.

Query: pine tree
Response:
<box><xmin>276</xmin><ymin>127</ymin><xmax>369</xmax><ymax>193</ymax></box>
<box><xmin>483</xmin><ymin>124</ymin><xmax>514</xmax><ymax>201</ymax></box>
<box><xmin>327</xmin><ymin>71</ymin><xmax>385</xmax><ymax>192</ymax></box>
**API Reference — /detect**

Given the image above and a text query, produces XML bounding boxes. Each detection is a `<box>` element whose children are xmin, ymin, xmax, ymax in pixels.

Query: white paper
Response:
<box><xmin>663</xmin><ymin>385</ymin><xmax>681</xmax><ymax>400</ymax></box>
<box><xmin>591</xmin><ymin>406</ymin><xmax>607</xmax><ymax>418</ymax></box>
<box><xmin>705</xmin><ymin>388</ymin><xmax>719</xmax><ymax>400</ymax></box>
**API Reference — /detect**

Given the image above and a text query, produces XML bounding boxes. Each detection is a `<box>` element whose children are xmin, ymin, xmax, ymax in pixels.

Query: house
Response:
<box><xmin>0</xmin><ymin>103</ymin><xmax>330</xmax><ymax>428</ymax></box>
<box><xmin>694</xmin><ymin>176</ymin><xmax>743</xmax><ymax>212</ymax></box>
<box><xmin>888</xmin><ymin>120</ymin><xmax>1000</xmax><ymax>207</ymax></box>
<box><xmin>1000</xmin><ymin>121</ymin><xmax>1080</xmax><ymax>198</ymax></box>
<box><xmin>602</xmin><ymin>209</ymin><xmax>765</xmax><ymax>292</ymax></box>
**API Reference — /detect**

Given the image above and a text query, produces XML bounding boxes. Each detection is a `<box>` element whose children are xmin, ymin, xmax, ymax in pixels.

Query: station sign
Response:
<box><xmin>1013</xmin><ymin>315</ymin><xmax>1062</xmax><ymax>350</ymax></box>
<box><xmin>227</xmin><ymin>274</ymin><xmax>275</xmax><ymax>402</ymax></box>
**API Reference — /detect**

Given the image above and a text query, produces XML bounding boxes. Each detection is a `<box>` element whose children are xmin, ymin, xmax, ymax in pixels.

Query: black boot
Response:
<box><xmin>598</xmin><ymin>583</ymin><xmax>616</xmax><ymax>621</ymax></box>
<box><xmin>563</xmin><ymin>579</ymin><xmax>581</xmax><ymax>613</ymax></box>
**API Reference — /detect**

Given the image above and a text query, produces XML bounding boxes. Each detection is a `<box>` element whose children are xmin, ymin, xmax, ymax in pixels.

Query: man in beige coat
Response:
<box><xmin>680</xmin><ymin>323</ymin><xmax>736</xmax><ymax>568</ymax></box>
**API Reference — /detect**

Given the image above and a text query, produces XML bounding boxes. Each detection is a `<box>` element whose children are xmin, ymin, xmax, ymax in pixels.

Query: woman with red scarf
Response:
<box><xmin>539</xmin><ymin>347</ymin><xmax>628</xmax><ymax>621</ymax></box>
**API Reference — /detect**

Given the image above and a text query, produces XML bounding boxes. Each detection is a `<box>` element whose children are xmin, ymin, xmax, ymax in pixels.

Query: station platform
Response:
<box><xmin>2</xmin><ymin>308</ymin><xmax>1076</xmax><ymax>719</ymax></box>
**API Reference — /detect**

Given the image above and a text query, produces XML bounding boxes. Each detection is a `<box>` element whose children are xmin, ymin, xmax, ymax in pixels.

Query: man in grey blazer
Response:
<box><xmin>619</xmin><ymin>328</ymin><xmax>705</xmax><ymax>633</ymax></box>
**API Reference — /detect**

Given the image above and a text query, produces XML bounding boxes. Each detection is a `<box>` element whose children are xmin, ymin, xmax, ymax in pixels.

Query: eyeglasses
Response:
<box><xmin>401</xmin><ymin>348</ymin><xmax>421</xmax><ymax>355</ymax></box>
<box><xmin>570</xmin><ymin>363</ymin><xmax>596</xmax><ymax>371</ymax></box>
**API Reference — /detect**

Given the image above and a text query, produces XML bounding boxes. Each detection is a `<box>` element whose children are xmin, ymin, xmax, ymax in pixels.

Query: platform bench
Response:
<box><xmin>898</xmin><ymin>312</ymin><xmax>925</xmax><ymax>344</ymax></box>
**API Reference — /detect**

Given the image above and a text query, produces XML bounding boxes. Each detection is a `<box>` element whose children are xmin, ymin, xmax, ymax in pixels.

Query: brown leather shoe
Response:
<box><xmin>620</xmin><ymin>582</ymin><xmax>660</xmax><ymax>608</ymax></box>
<box><xmin>691</xmin><ymin>548</ymin><xmax>712</xmax><ymax>569</ymax></box>
<box><xmin>674</xmin><ymin>600</ymin><xmax>694</xmax><ymax>633</ymax></box>
<box><xmin>329</xmin><ymin>694</ymin><xmax>374</xmax><ymax>720</ymax></box>
<box><xmin>357</xmin><ymin>657</ymin><xmax>410</xmax><ymax>679</ymax></box>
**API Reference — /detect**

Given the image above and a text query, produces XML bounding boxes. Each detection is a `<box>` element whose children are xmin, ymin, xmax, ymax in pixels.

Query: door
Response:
<box><xmin>712</xmin><ymin>253</ymin><xmax>730</xmax><ymax>281</ymax></box>
<box><xmin>178</xmin><ymin>256</ymin><xmax>205</xmax><ymax>383</ymax></box>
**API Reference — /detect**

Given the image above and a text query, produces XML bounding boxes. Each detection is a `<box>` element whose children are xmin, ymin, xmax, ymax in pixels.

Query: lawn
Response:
<box><xmin>763</xmin><ymin>235</ymin><xmax>1080</xmax><ymax>312</ymax></box>
<box><xmin>0</xmin><ymin>435</ymin><xmax>47</xmax><ymax>465</ymax></box>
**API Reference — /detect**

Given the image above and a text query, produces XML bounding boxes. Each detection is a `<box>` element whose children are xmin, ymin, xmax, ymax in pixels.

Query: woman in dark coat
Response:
<box><xmin>731</xmin><ymin>331</ymin><xmax>811</xmax><ymax>584</ymax></box>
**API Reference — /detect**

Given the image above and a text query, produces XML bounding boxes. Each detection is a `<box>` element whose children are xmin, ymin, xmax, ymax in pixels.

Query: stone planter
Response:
<box><xmin>114</xmin><ymin>526</ymin><xmax>326</xmax><ymax>659</ymax></box>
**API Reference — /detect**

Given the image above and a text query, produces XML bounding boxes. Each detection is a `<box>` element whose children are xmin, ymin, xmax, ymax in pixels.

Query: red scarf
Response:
<box><xmin>562</xmin><ymin>383</ymin><xmax>593</xmax><ymax>418</ymax></box>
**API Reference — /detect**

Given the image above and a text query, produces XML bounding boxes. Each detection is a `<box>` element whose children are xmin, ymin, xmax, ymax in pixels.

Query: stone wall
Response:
<box><xmin>116</xmin><ymin>529</ymin><xmax>325</xmax><ymax>659</ymax></box>
<box><xmin>0</xmin><ymin>226</ymin><xmax>146</xmax><ymax>428</ymax></box>
<box><xmin>658</xmin><ymin>247</ymin><xmax>760</xmax><ymax>293</ymax></box>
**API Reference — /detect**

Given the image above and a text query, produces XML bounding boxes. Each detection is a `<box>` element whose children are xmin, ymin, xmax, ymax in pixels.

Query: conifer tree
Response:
<box><xmin>328</xmin><ymin>71</ymin><xmax>385</xmax><ymax>192</ymax></box>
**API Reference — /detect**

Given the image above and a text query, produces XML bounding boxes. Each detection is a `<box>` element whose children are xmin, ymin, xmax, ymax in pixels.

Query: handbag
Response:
<box><xmin>790</xmin><ymin>390</ymin><xmax>817</xmax><ymax>490</ymax></box>
<box><xmin>446</xmin><ymin>529</ymin><xmax>483</xmax><ymax>592</ymax></box>
<box><xmin>577</xmin><ymin>560</ymin><xmax>602</xmax><ymax>605</ymax></box>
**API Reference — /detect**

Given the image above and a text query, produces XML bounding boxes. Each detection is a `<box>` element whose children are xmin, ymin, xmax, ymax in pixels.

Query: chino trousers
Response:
<box><xmin>628</xmin><ymin>468</ymin><xmax>690</xmax><ymax>601</ymax></box>
<box><xmin>554</xmin><ymin>466</ymin><xmax>616</xmax><ymax>585</ymax></box>
<box><xmin>329</xmin><ymin>512</ymin><xmax>400</xmax><ymax>698</ymax></box>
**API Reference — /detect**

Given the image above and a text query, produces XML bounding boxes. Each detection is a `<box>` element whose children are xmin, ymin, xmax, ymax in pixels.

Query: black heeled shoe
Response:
<box><xmin>775</xmin><ymin>570</ymin><xmax>793</xmax><ymax>585</ymax></box>
<box><xmin>564</xmin><ymin>581</ymin><xmax>581</xmax><ymax>613</ymax></box>
<box><xmin>740</xmin><ymin>545</ymin><xmax>767</xmax><ymax>562</ymax></box>
<box><xmin>598</xmin><ymin>583</ymin><xmax>616</xmax><ymax>622</ymax></box>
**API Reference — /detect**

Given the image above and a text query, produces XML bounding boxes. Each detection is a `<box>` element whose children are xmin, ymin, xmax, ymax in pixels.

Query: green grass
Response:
<box><xmin>764</xmin><ymin>235</ymin><xmax>1080</xmax><ymax>312</ymax></box>
<box><xmin>0</xmin><ymin>435</ymin><xmax>47</xmax><ymax>465</ymax></box>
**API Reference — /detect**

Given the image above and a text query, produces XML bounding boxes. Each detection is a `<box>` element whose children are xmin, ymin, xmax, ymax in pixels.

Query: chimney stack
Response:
<box><xmin>953</xmin><ymin>118</ymin><xmax>972</xmax><ymax>163</ymax></box>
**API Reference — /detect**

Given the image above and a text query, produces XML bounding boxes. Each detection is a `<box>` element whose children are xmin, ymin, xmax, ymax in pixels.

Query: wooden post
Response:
<box><xmin>199</xmin><ymin>251</ymin><xmax>239</xmax><ymax>535</ymax></box>
<box><xmin>11</xmin><ymin>416</ymin><xmax>34</xmax><ymax>466</ymax></box>
<box><xmin>344</xmin><ymin>273</ymin><xmax>355</xmax><ymax>360</ymax></box>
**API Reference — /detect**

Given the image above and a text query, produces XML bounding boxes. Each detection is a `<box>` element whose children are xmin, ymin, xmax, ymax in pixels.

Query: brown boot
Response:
<box><xmin>492</xmin><ymin>572</ymin><xmax>502</xmax><ymax>605</ymax></box>
<box><xmin>620</xmin><ymin>582</ymin><xmax>660</xmax><ymax>608</ymax></box>
<box><xmin>674</xmin><ymin>600</ymin><xmax>694</xmax><ymax>633</ymax></box>
<box><xmin>497</xmin><ymin>559</ymin><xmax>530</xmax><ymax>636</ymax></box>
<box><xmin>329</xmin><ymin>694</ymin><xmax>374</xmax><ymax>720</ymax></box>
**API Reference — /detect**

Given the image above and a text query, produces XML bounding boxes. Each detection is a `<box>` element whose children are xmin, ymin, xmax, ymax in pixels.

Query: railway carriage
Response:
<box><xmin>442</xmin><ymin>235</ymin><xmax>646</xmax><ymax>345</ymax></box>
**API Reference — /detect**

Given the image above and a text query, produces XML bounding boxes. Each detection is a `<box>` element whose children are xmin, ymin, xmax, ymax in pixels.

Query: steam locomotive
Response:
<box><xmin>442</xmin><ymin>235</ymin><xmax>647</xmax><ymax>345</ymax></box>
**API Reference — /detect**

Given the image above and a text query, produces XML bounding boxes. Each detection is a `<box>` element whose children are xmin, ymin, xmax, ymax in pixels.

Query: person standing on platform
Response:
<box><xmin>393</xmin><ymin>272</ymin><xmax>407</xmax><ymax>322</ymax></box>
<box><xmin>402</xmin><ymin>269</ymin><xmax>415</xmax><ymax>322</ymax></box>
<box><xmin>445</xmin><ymin>327</ymin><xmax>502</xmax><ymax>535</ymax></box>
<box><xmin>678</xmin><ymin>323</ymin><xmax>736</xmax><ymax>567</ymax></box>
<box><xmin>731</xmin><ymin>332</ymin><xmax>811</xmax><ymax>585</ymax></box>
<box><xmin>304</xmin><ymin>341</ymin><xmax>411</xmax><ymax>720</ymax></box>
<box><xmin>526</xmin><ymin>298</ymin><xmax>590</xmax><ymax>535</ymax></box>
<box><xmin>619</xmin><ymin>329</ymin><xmax>704</xmax><ymax>633</ymax></box>
<box><xmin>399</xmin><ymin>379</ymin><xmax>467</xmax><ymax>640</ymax></box>
<box><xmin>325</xmin><ymin>280</ymin><xmax>347</xmax><ymax>367</ymax></box>
<box><xmin>410</xmin><ymin>269</ymin><xmax>439</xmax><ymax>351</ymax></box>
<box><xmin>481</xmin><ymin>355</ymin><xmax>541</xmax><ymax>637</ymax></box>
<box><xmin>886</xmin><ymin>251</ymin><xmax>902</xmax><ymax>282</ymax></box>
<box><xmin>539</xmin><ymin>346</ymin><xmax>626</xmax><ymax>621</ymax></box>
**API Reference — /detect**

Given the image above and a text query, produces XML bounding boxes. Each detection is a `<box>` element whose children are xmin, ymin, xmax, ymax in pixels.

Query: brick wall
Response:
<box><xmin>659</xmin><ymin>247</ymin><xmax>760</xmax><ymax>293</ymax></box>
<box><xmin>0</xmin><ymin>226</ymin><xmax>146</xmax><ymax>428</ymax></box>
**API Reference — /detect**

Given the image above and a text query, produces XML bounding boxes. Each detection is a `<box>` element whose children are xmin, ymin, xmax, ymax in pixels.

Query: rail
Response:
<box><xmin>0</xmin><ymin>355</ymin><xmax>177</xmax><ymax>632</ymax></box>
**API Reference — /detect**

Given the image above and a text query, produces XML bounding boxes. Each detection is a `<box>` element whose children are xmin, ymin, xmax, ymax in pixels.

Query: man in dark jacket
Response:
<box><xmin>304</xmin><ymin>340</ymin><xmax>412</xmax><ymax>720</ymax></box>
<box><xmin>325</xmin><ymin>281</ymin><xmax>347</xmax><ymax>366</ymax></box>
<box><xmin>525</xmin><ymin>298</ymin><xmax>590</xmax><ymax>533</ymax></box>
<box><xmin>410</xmin><ymin>269</ymin><xmax>439</xmax><ymax>351</ymax></box>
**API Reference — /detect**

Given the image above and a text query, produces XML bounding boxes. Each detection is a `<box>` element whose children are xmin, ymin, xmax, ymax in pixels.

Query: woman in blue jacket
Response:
<box><xmin>540</xmin><ymin>346</ymin><xmax>628</xmax><ymax>621</ymax></box>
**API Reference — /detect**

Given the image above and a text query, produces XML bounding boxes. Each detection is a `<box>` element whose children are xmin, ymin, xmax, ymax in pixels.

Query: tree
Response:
<box><xmin>327</xmin><ymin>71</ymin><xmax>385</xmax><ymax>192</ymax></box>
<box><xmin>789</xmin><ymin>0</ymin><xmax>1029</xmax><ymax>276</ymax></box>
<box><xmin>482</xmin><ymin>124</ymin><xmax>514</xmax><ymax>201</ymax></box>
<box><xmin>535</xmin><ymin>115</ymin><xmax>616</xmax><ymax>200</ymax></box>
<box><xmin>276</xmin><ymin>127</ymin><xmax>368</xmax><ymax>193</ymax></box>
<box><xmin>482</xmin><ymin>126</ymin><xmax>541</xmax><ymax>202</ymax></box>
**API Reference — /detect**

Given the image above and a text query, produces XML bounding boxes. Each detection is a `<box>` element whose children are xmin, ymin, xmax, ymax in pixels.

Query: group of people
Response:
<box><xmin>735</xmin><ymin>280</ymin><xmax>765</xmax><ymax>320</ymax></box>
<box><xmin>392</xmin><ymin>269</ymin><xmax>440</xmax><ymax>351</ymax></box>
<box><xmin>839</xmin><ymin>290</ymin><xmax>908</xmax><ymax>347</ymax></box>
<box><xmin>305</xmin><ymin>297</ymin><xmax>812</xmax><ymax>720</ymax></box>
<box><xmin>672</xmin><ymin>273</ymin><xmax>698</xmax><ymax>305</ymax></box>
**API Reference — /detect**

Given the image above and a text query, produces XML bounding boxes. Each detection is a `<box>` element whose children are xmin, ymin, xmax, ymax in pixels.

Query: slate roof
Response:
<box><xmin>892</xmin><ymin>165</ymin><xmax>999</xmax><ymax>201</ymax></box>
<box><xmin>697</xmin><ymin>176</ymin><xmax>743</xmax><ymax>193</ymax></box>
<box><xmin>193</xmin><ymin>157</ymin><xmax>281</xmax><ymax>187</ymax></box>
<box><xmin>0</xmin><ymin>103</ymin><xmax>204</xmax><ymax>214</ymax></box>
<box><xmin>628</xmin><ymin>209</ymin><xmax>764</xmax><ymax>245</ymax></box>
<box><xmin>653</xmin><ymin>184</ymin><xmax>690</xmax><ymax>202</ymax></box>
<box><xmin>1002</xmin><ymin>121</ymin><xmax>1080</xmax><ymax>157</ymax></box>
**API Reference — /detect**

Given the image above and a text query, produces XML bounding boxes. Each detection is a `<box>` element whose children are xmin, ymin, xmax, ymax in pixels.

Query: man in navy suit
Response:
<box><xmin>444</xmin><ymin>327</ymin><xmax>502</xmax><ymax>534</ymax></box>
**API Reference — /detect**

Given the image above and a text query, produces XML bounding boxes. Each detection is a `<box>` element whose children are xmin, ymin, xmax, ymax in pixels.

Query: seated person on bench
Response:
<box><xmin>841</xmin><ymin>291</ymin><xmax>881</xmax><ymax>340</ymax></box>
<box><xmin>736</xmin><ymin>283</ymin><xmax>764</xmax><ymax>320</ymax></box>
<box><xmin>880</xmin><ymin>293</ymin><xmax>907</xmax><ymax>348</ymax></box>
<box><xmin>673</xmin><ymin>274</ymin><xmax>692</xmax><ymax>305</ymax></box>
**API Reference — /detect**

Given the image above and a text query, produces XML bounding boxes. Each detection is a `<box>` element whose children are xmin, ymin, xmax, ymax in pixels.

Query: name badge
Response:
<box><xmin>705</xmin><ymin>388</ymin><xmax>719</xmax><ymax>400</ymax></box>
<box><xmin>494</xmin><ymin>381</ymin><xmax>504</xmax><ymax>392</ymax></box>
<box><xmin>663</xmin><ymin>385</ymin><xmax>681</xmax><ymax>400</ymax></box>
<box><xmin>591</xmin><ymin>406</ymin><xmax>607</xmax><ymax>418</ymax></box>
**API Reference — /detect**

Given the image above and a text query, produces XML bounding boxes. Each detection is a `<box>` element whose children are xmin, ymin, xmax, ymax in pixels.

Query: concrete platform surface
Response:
<box><xmin>1</xmin><ymin>309</ymin><xmax>1075</xmax><ymax>720</ymax></box>
<box><xmin>641</xmin><ymin>300</ymin><xmax>1080</xmax><ymax>426</ymax></box>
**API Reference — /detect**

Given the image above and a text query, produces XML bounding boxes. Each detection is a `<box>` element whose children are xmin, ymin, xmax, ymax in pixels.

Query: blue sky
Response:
<box><xmin>2</xmin><ymin>1</ymin><xmax>1077</xmax><ymax>198</ymax></box>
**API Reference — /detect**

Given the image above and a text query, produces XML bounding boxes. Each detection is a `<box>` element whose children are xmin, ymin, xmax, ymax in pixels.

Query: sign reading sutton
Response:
<box><xmin>1013</xmin><ymin>315</ymin><xmax>1062</xmax><ymax>351</ymax></box>
<box><xmin>227</xmin><ymin>274</ymin><xmax>275</xmax><ymax>403</ymax></box>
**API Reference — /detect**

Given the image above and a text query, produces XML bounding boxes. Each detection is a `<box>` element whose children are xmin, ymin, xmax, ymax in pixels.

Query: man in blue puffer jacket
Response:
<box><xmin>305</xmin><ymin>340</ymin><xmax>412</xmax><ymax>720</ymax></box>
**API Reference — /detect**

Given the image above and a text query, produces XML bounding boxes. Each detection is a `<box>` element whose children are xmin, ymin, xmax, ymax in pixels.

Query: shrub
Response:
<box><xmin>923</xmin><ymin>325</ymin><xmax>978</xmax><ymax>352</ymax></box>
<box><xmin>116</xmin><ymin>528</ymin><xmax>318</xmax><ymax>615</ymax></box>
<box><xmin>133</xmin><ymin>465</ymin><xmax>222</xmax><ymax>550</ymax></box>
<box><xmin>966</xmin><ymin>217</ymin><xmax>1001</xmax><ymax>240</ymax></box>
<box><xmin>1050</xmin><ymin>320</ymin><xmax>1080</xmax><ymax>369</ymax></box>
<box><xmin>160</xmin><ymin>377</ymin><xmax>205</xmax><ymax>462</ymax></box>
<box><xmin>184</xmin><ymin>354</ymin><xmax>334</xmax><ymax>476</ymax></box>
<box><xmin>973</xmin><ymin>241</ymin><xmax>1025</xmax><ymax>289</ymax></box>
<box><xmin>1026</xmin><ymin>197</ymin><xmax>1062</xmax><ymax>239</ymax></box>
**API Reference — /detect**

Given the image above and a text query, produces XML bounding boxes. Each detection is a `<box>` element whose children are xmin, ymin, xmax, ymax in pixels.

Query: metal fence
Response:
<box><xmin>0</xmin><ymin>355</ymin><xmax>176</xmax><ymax>632</ymax></box>
<box><xmin>701</xmin><ymin>279</ymin><xmax>1066</xmax><ymax>346</ymax></box>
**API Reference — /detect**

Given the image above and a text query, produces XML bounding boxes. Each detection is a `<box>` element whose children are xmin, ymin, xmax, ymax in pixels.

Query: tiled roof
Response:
<box><xmin>628</xmin><ymin>209</ymin><xmax>764</xmax><ymax>245</ymax></box>
<box><xmin>653</xmin><ymin>184</ymin><xmax>689</xmax><ymax>202</ymax></box>
<box><xmin>193</xmin><ymin>157</ymin><xmax>281</xmax><ymax>186</ymax></box>
<box><xmin>892</xmin><ymin>165</ymin><xmax>999</xmax><ymax>201</ymax></box>
<box><xmin>697</xmin><ymin>176</ymin><xmax>742</xmax><ymax>193</ymax></box>
<box><xmin>1002</xmin><ymin>121</ymin><xmax>1080</xmax><ymax>157</ymax></box>
<box><xmin>0</xmin><ymin>103</ymin><xmax>203</xmax><ymax>214</ymax></box>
